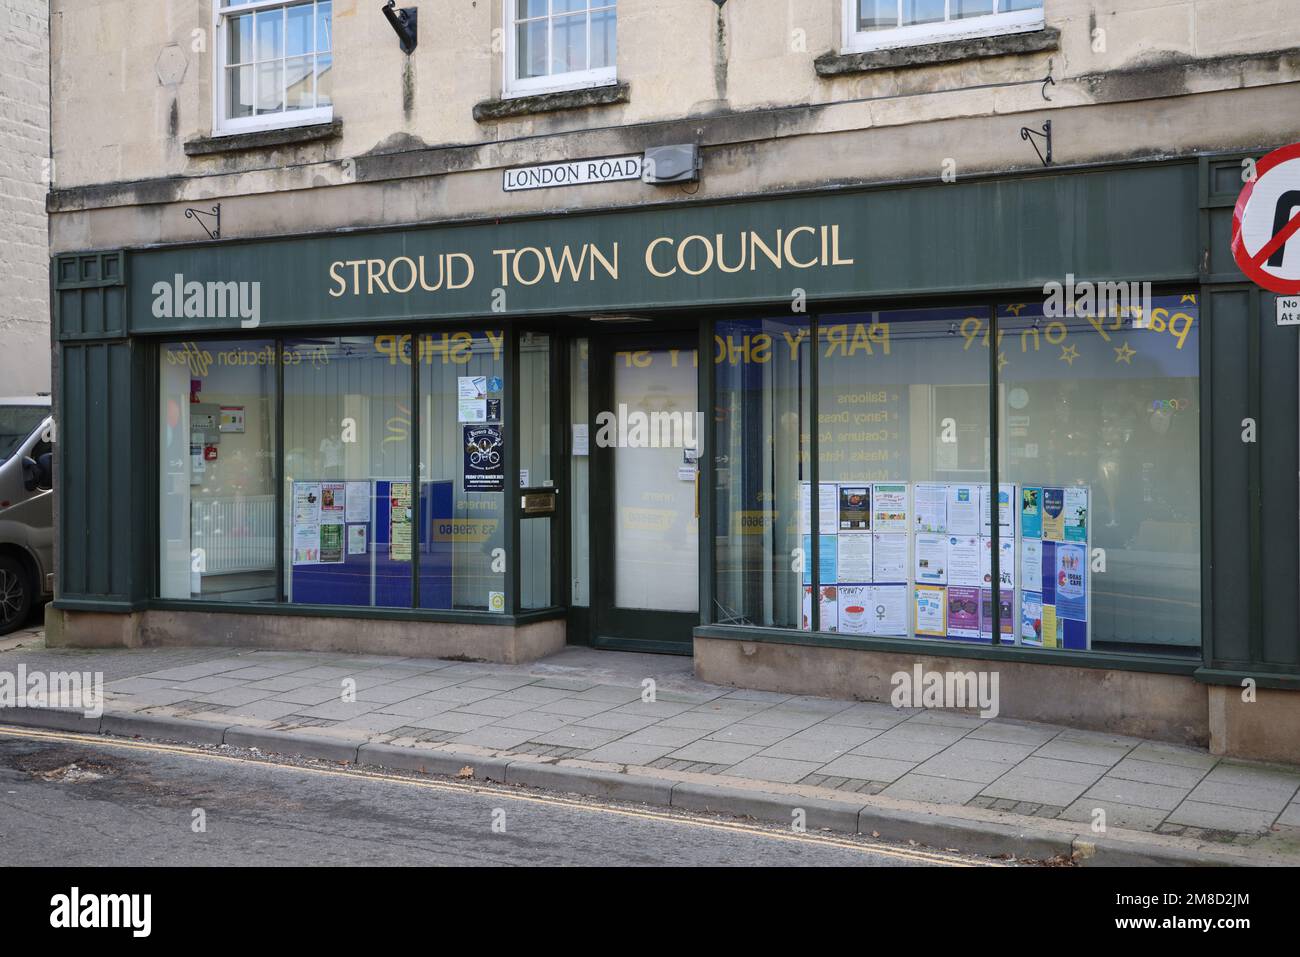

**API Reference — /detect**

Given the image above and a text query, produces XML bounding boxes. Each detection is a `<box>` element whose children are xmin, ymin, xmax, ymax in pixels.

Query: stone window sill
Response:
<box><xmin>473</xmin><ymin>83</ymin><xmax>630</xmax><ymax>123</ymax></box>
<box><xmin>815</xmin><ymin>27</ymin><xmax>1059</xmax><ymax>77</ymax></box>
<box><xmin>184</xmin><ymin>119</ymin><xmax>343</xmax><ymax>156</ymax></box>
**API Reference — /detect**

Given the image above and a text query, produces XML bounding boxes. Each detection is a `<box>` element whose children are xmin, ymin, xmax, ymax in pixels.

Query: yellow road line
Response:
<box><xmin>0</xmin><ymin>724</ymin><xmax>992</xmax><ymax>866</ymax></box>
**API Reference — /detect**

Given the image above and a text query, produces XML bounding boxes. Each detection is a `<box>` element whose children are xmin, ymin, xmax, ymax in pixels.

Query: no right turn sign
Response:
<box><xmin>1232</xmin><ymin>143</ymin><xmax>1300</xmax><ymax>295</ymax></box>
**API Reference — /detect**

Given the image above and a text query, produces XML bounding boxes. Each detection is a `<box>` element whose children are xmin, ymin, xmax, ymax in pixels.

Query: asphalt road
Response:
<box><xmin>0</xmin><ymin>726</ymin><xmax>994</xmax><ymax>867</ymax></box>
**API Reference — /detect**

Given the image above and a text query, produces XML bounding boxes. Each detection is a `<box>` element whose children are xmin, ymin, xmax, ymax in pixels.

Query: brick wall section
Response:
<box><xmin>0</xmin><ymin>0</ymin><xmax>50</xmax><ymax>393</ymax></box>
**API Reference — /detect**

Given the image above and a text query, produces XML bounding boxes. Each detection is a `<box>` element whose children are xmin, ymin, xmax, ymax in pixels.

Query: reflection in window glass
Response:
<box><xmin>419</xmin><ymin>330</ymin><xmax>507</xmax><ymax>612</ymax></box>
<box><xmin>520</xmin><ymin>333</ymin><xmax>553</xmax><ymax>610</ymax></box>
<box><xmin>159</xmin><ymin>340</ymin><xmax>277</xmax><ymax>602</ymax></box>
<box><xmin>283</xmin><ymin>336</ymin><xmax>411</xmax><ymax>608</ymax></box>
<box><xmin>714</xmin><ymin>317</ymin><xmax>810</xmax><ymax>629</ymax></box>
<box><xmin>814</xmin><ymin>307</ymin><xmax>992</xmax><ymax>640</ymax></box>
<box><xmin>999</xmin><ymin>294</ymin><xmax>1201</xmax><ymax>655</ymax></box>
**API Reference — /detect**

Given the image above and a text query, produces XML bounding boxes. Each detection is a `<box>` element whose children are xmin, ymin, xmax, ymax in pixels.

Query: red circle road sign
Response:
<box><xmin>1232</xmin><ymin>143</ymin><xmax>1300</xmax><ymax>295</ymax></box>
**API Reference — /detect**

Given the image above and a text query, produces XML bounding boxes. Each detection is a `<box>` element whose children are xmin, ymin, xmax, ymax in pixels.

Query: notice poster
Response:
<box><xmin>866</xmin><ymin>584</ymin><xmax>908</xmax><ymax>637</ymax></box>
<box><xmin>1020</xmin><ymin>486</ymin><xmax>1043</xmax><ymax>539</ymax></box>
<box><xmin>947</xmin><ymin>535</ymin><xmax>982</xmax><ymax>586</ymax></box>
<box><xmin>464</xmin><ymin>424</ymin><xmax>505</xmax><ymax>491</ymax></box>
<box><xmin>801</xmin><ymin>534</ymin><xmax>838</xmax><ymax>585</ymax></box>
<box><xmin>838</xmin><ymin>486</ymin><xmax>871</xmax><ymax>530</ymax></box>
<box><xmin>871</xmin><ymin>483</ymin><xmax>909</xmax><ymax>532</ymax></box>
<box><xmin>981</xmin><ymin>536</ymin><xmax>1015</xmax><ymax>589</ymax></box>
<box><xmin>946</xmin><ymin>484</ymin><xmax>980</xmax><ymax>535</ymax></box>
<box><xmin>218</xmin><ymin>405</ymin><xmax>245</xmax><ymax>433</ymax></box>
<box><xmin>347</xmin><ymin>524</ymin><xmax>367</xmax><ymax>556</ymax></box>
<box><xmin>389</xmin><ymin>482</ymin><xmax>413</xmax><ymax>561</ymax></box>
<box><xmin>947</xmin><ymin>585</ymin><xmax>980</xmax><ymax>639</ymax></box>
<box><xmin>457</xmin><ymin>375</ymin><xmax>488</xmax><ymax>422</ymax></box>
<box><xmin>1063</xmin><ymin>487</ymin><xmax>1089</xmax><ymax>543</ymax></box>
<box><xmin>836</xmin><ymin>532</ymin><xmax>873</xmax><ymax>582</ymax></box>
<box><xmin>872</xmin><ymin>532</ymin><xmax>907</xmax><ymax>582</ymax></box>
<box><xmin>572</xmin><ymin>424</ymin><xmax>590</xmax><ymax>456</ymax></box>
<box><xmin>1042</xmin><ymin>487</ymin><xmax>1066</xmax><ymax>541</ymax></box>
<box><xmin>319</xmin><ymin>523</ymin><xmax>344</xmax><ymax>564</ymax></box>
<box><xmin>344</xmin><ymin>482</ymin><xmax>371</xmax><ymax>523</ymax></box>
<box><xmin>799</xmin><ymin>482</ymin><xmax>840</xmax><ymax>535</ymax></box>
<box><xmin>1021</xmin><ymin>537</ymin><xmax>1043</xmax><ymax>590</ymax></box>
<box><xmin>292</xmin><ymin>523</ymin><xmax>319</xmax><ymax>564</ymax></box>
<box><xmin>1054</xmin><ymin>543</ymin><xmax>1088</xmax><ymax>620</ymax></box>
<box><xmin>1041</xmin><ymin>604</ymin><xmax>1059</xmax><ymax>649</ymax></box>
<box><xmin>320</xmin><ymin>482</ymin><xmax>345</xmax><ymax>518</ymax></box>
<box><xmin>1020</xmin><ymin>591</ymin><xmax>1044</xmax><ymax>646</ymax></box>
<box><xmin>836</xmin><ymin>583</ymin><xmax>872</xmax><ymax>635</ymax></box>
<box><xmin>914</xmin><ymin>584</ymin><xmax>947</xmax><ymax>637</ymax></box>
<box><xmin>980</xmin><ymin>589</ymin><xmax>1015</xmax><ymax>641</ymax></box>
<box><xmin>914</xmin><ymin>483</ymin><xmax>947</xmax><ymax>533</ymax></box>
<box><xmin>915</xmin><ymin>533</ymin><xmax>947</xmax><ymax>585</ymax></box>
<box><xmin>802</xmin><ymin>585</ymin><xmax>839</xmax><ymax>632</ymax></box>
<box><xmin>294</xmin><ymin>482</ymin><xmax>322</xmax><ymax>524</ymax></box>
<box><xmin>981</xmin><ymin>483</ymin><xmax>1015</xmax><ymax>534</ymax></box>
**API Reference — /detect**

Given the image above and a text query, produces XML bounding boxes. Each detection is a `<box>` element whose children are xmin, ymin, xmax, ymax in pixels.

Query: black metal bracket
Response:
<box><xmin>1041</xmin><ymin>73</ymin><xmax>1055</xmax><ymax>101</ymax></box>
<box><xmin>382</xmin><ymin>1</ymin><xmax>418</xmax><ymax>55</ymax></box>
<box><xmin>184</xmin><ymin>203</ymin><xmax>221</xmax><ymax>240</ymax></box>
<box><xmin>1020</xmin><ymin>120</ymin><xmax>1052</xmax><ymax>167</ymax></box>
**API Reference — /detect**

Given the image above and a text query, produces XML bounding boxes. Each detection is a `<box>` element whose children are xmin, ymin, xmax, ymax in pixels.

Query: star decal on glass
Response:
<box><xmin>1059</xmin><ymin>344</ymin><xmax>1079</xmax><ymax>366</ymax></box>
<box><xmin>1114</xmin><ymin>341</ymin><xmax>1136</xmax><ymax>364</ymax></box>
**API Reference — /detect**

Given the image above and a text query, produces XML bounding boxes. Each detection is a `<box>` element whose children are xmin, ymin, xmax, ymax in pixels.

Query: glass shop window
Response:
<box><xmin>418</xmin><ymin>329</ymin><xmax>507</xmax><ymax>612</ymax></box>
<box><xmin>158</xmin><ymin>339</ymin><xmax>278</xmax><ymax>602</ymax></box>
<box><xmin>282</xmin><ymin>335</ymin><xmax>412</xmax><ymax>608</ymax></box>
<box><xmin>713</xmin><ymin>317</ymin><xmax>811</xmax><ymax>629</ymax></box>
<box><xmin>812</xmin><ymin>306</ymin><xmax>995</xmax><ymax>641</ymax></box>
<box><xmin>998</xmin><ymin>292</ymin><xmax>1201</xmax><ymax>655</ymax></box>
<box><xmin>519</xmin><ymin>332</ymin><xmax>554</xmax><ymax>610</ymax></box>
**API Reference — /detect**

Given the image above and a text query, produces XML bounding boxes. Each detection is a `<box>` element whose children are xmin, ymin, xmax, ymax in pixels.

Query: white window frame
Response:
<box><xmin>213</xmin><ymin>0</ymin><xmax>333</xmax><ymax>136</ymax></box>
<box><xmin>502</xmin><ymin>0</ymin><xmax>617</xmax><ymax>99</ymax></box>
<box><xmin>841</xmin><ymin>1</ymin><xmax>1045</xmax><ymax>55</ymax></box>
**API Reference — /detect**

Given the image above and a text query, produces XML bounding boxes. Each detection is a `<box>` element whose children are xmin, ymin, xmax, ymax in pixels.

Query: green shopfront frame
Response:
<box><xmin>50</xmin><ymin>154</ymin><xmax>1300</xmax><ymax>689</ymax></box>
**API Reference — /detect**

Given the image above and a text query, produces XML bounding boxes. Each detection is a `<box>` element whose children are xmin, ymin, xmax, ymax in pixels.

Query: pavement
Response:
<box><xmin>3</xmin><ymin>636</ymin><xmax>1300</xmax><ymax>866</ymax></box>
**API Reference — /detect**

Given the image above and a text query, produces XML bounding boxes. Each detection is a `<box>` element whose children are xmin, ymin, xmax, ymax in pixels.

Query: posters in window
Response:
<box><xmin>1020</xmin><ymin>486</ymin><xmax>1043</xmax><ymax>539</ymax></box>
<box><xmin>914</xmin><ymin>533</ymin><xmax>947</xmax><ymax>584</ymax></box>
<box><xmin>913</xmin><ymin>483</ymin><xmax>946</xmax><ymax>533</ymax></box>
<box><xmin>294</xmin><ymin>482</ymin><xmax>321</xmax><ymax>524</ymax></box>
<box><xmin>389</xmin><ymin>482</ymin><xmax>413</xmax><ymax>561</ymax></box>
<box><xmin>347</xmin><ymin>524</ymin><xmax>367</xmax><ymax>556</ymax></box>
<box><xmin>463</xmin><ymin>424</ymin><xmax>504</xmax><ymax>491</ymax></box>
<box><xmin>914</xmin><ymin>584</ymin><xmax>947</xmax><ymax>637</ymax></box>
<box><xmin>1020</xmin><ymin>591</ymin><xmax>1044</xmax><ymax>646</ymax></box>
<box><xmin>867</xmin><ymin>585</ymin><xmax>908</xmax><ymax>637</ymax></box>
<box><xmin>1054</xmin><ymin>543</ymin><xmax>1087</xmax><ymax>620</ymax></box>
<box><xmin>292</xmin><ymin>523</ymin><xmax>319</xmax><ymax>564</ymax></box>
<box><xmin>947</xmin><ymin>535</ymin><xmax>981</xmax><ymax>585</ymax></box>
<box><xmin>981</xmin><ymin>536</ymin><xmax>1014</xmax><ymax>588</ymax></box>
<box><xmin>838</xmin><ymin>486</ymin><xmax>871</xmax><ymax>530</ymax></box>
<box><xmin>320</xmin><ymin>482</ymin><xmax>345</xmax><ymax>518</ymax></box>
<box><xmin>1063</xmin><ymin>487</ymin><xmax>1089</xmax><ymax>543</ymax></box>
<box><xmin>319</xmin><ymin>523</ymin><xmax>343</xmax><ymax>564</ymax></box>
<box><xmin>836</xmin><ymin>583</ymin><xmax>871</xmax><ymax>635</ymax></box>
<box><xmin>344</xmin><ymin>482</ymin><xmax>370</xmax><ymax>523</ymax></box>
<box><xmin>801</xmin><ymin>534</ymin><xmax>838</xmax><ymax>585</ymax></box>
<box><xmin>980</xmin><ymin>589</ymin><xmax>1014</xmax><ymax>641</ymax></box>
<box><xmin>801</xmin><ymin>585</ymin><xmax>838</xmax><ymax>632</ymax></box>
<box><xmin>872</xmin><ymin>532</ymin><xmax>907</xmax><ymax>581</ymax></box>
<box><xmin>798</xmin><ymin>482</ymin><xmax>839</xmax><ymax>535</ymax></box>
<box><xmin>947</xmin><ymin>585</ymin><xmax>980</xmax><ymax>639</ymax></box>
<box><xmin>946</xmin><ymin>484</ymin><xmax>980</xmax><ymax>535</ymax></box>
<box><xmin>1041</xmin><ymin>487</ymin><xmax>1066</xmax><ymax>541</ymax></box>
<box><xmin>871</xmin><ymin>483</ymin><xmax>908</xmax><ymax>532</ymax></box>
<box><xmin>1021</xmin><ymin>537</ymin><xmax>1043</xmax><ymax>590</ymax></box>
<box><xmin>836</xmin><ymin>532</ymin><xmax>872</xmax><ymax>582</ymax></box>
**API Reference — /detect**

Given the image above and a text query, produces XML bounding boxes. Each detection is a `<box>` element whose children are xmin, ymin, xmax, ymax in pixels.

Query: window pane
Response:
<box><xmin>715</xmin><ymin>317</ymin><xmax>811</xmax><ymax>629</ymax></box>
<box><xmin>283</xmin><ymin>336</ymin><xmax>413</xmax><ymax>609</ymax></box>
<box><xmin>901</xmin><ymin>0</ymin><xmax>945</xmax><ymax>26</ymax></box>
<box><xmin>516</xmin><ymin>19</ymin><xmax>546</xmax><ymax>78</ymax></box>
<box><xmin>227</xmin><ymin>65</ymin><xmax>254</xmax><ymax>118</ymax></box>
<box><xmin>814</xmin><ymin>306</ymin><xmax>992</xmax><ymax>640</ymax></box>
<box><xmin>256</xmin><ymin>7</ymin><xmax>284</xmax><ymax>60</ymax></box>
<box><xmin>285</xmin><ymin>55</ymin><xmax>315</xmax><ymax>110</ymax></box>
<box><xmin>317</xmin><ymin>0</ymin><xmax>333</xmax><ymax>52</ymax></box>
<box><xmin>591</xmin><ymin>7</ymin><xmax>615</xmax><ymax>69</ymax></box>
<box><xmin>1002</xmin><ymin>0</ymin><xmax>1043</xmax><ymax>10</ymax></box>
<box><xmin>286</xmin><ymin>2</ymin><xmax>313</xmax><ymax>56</ymax></box>
<box><xmin>418</xmin><ymin>330</ymin><xmax>507</xmax><ymax>611</ymax></box>
<box><xmin>159</xmin><ymin>340</ymin><xmax>278</xmax><ymax>602</ymax></box>
<box><xmin>569</xmin><ymin>338</ymin><xmax>590</xmax><ymax>607</ymax></box>
<box><xmin>227</xmin><ymin>14</ymin><xmax>254</xmax><ymax>64</ymax></box>
<box><xmin>553</xmin><ymin>0</ymin><xmax>588</xmax><ymax>12</ymax></box>
<box><xmin>256</xmin><ymin>60</ymin><xmax>284</xmax><ymax>113</ymax></box>
<box><xmin>857</xmin><ymin>0</ymin><xmax>898</xmax><ymax>30</ymax></box>
<box><xmin>315</xmin><ymin>54</ymin><xmax>333</xmax><ymax>107</ymax></box>
<box><xmin>520</xmin><ymin>333</ymin><xmax>552</xmax><ymax>611</ymax></box>
<box><xmin>951</xmin><ymin>0</ymin><xmax>994</xmax><ymax>18</ymax></box>
<box><xmin>552</xmin><ymin>12</ymin><xmax>585</xmax><ymax>74</ymax></box>
<box><xmin>516</xmin><ymin>0</ymin><xmax>547</xmax><ymax>19</ymax></box>
<box><xmin>998</xmin><ymin>292</ymin><xmax>1201</xmax><ymax>654</ymax></box>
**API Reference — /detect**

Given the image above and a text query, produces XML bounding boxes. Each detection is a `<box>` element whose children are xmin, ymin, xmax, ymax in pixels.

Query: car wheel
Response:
<box><xmin>0</xmin><ymin>556</ymin><xmax>33</xmax><ymax>636</ymax></box>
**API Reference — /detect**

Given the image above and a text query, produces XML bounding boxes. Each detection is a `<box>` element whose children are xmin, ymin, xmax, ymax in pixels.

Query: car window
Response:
<box><xmin>0</xmin><ymin>406</ymin><xmax>48</xmax><ymax>464</ymax></box>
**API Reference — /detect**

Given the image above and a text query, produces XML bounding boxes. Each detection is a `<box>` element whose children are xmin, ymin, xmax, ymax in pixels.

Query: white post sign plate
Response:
<box><xmin>504</xmin><ymin>155</ymin><xmax>642</xmax><ymax>192</ymax></box>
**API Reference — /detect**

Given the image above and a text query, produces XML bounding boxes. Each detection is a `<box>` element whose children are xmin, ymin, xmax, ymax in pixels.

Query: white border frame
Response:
<box><xmin>502</xmin><ymin>0</ymin><xmax>617</xmax><ymax>99</ymax></box>
<box><xmin>212</xmin><ymin>0</ymin><xmax>333</xmax><ymax>137</ymax></box>
<box><xmin>840</xmin><ymin>1</ymin><xmax>1045</xmax><ymax>55</ymax></box>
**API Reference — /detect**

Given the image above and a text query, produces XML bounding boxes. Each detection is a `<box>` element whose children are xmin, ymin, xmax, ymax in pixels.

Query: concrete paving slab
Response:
<box><xmin>817</xmin><ymin>753</ymin><xmax>917</xmax><ymax>783</ymax></box>
<box><xmin>881</xmin><ymin>773</ymin><xmax>987</xmax><ymax>805</ymax></box>
<box><xmin>1083</xmin><ymin>776</ymin><xmax>1191</xmax><ymax>811</ymax></box>
<box><xmin>724</xmin><ymin>755</ymin><xmax>824</xmax><ymax>784</ymax></box>
<box><xmin>1165</xmin><ymin>800</ymin><xmax>1279</xmax><ymax>833</ymax></box>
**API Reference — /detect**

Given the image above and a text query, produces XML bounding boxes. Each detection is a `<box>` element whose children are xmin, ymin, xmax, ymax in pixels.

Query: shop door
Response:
<box><xmin>589</xmin><ymin>334</ymin><xmax>700</xmax><ymax>653</ymax></box>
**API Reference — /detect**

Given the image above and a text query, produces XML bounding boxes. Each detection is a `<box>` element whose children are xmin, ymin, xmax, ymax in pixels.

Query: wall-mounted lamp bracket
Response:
<box><xmin>184</xmin><ymin>203</ymin><xmax>221</xmax><ymax>240</ymax></box>
<box><xmin>1019</xmin><ymin>120</ymin><xmax>1052</xmax><ymax>167</ymax></box>
<box><xmin>382</xmin><ymin>1</ymin><xmax>418</xmax><ymax>55</ymax></box>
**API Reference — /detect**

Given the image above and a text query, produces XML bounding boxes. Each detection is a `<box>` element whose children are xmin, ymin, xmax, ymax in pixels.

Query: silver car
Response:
<box><xmin>0</xmin><ymin>396</ymin><xmax>54</xmax><ymax>634</ymax></box>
